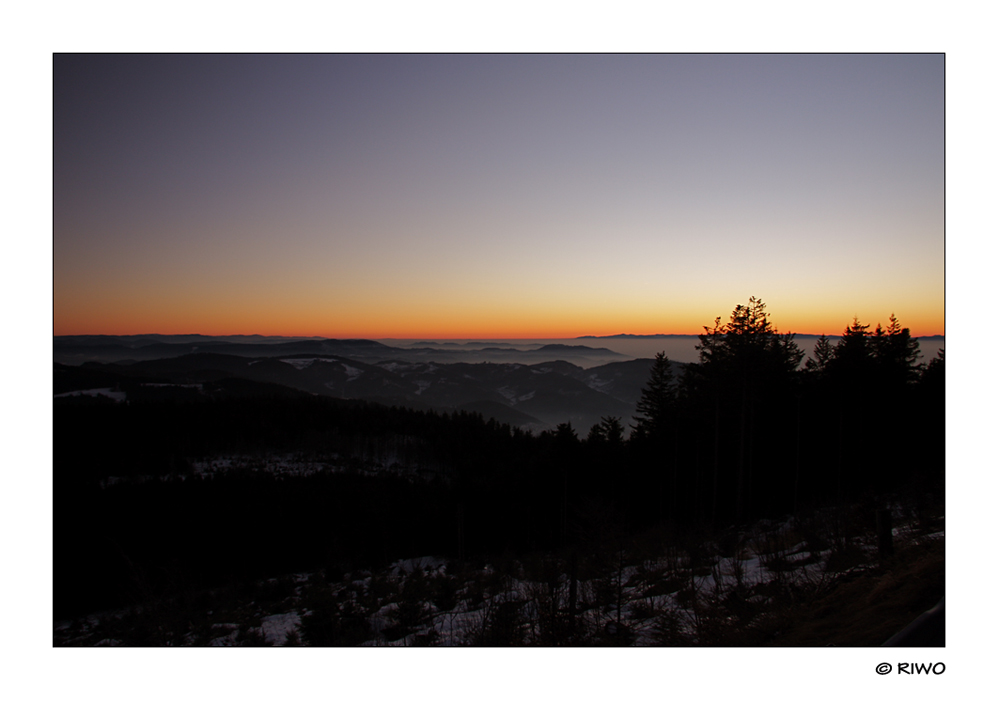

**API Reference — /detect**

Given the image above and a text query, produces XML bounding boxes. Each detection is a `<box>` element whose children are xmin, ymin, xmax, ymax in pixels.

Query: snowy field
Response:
<box><xmin>54</xmin><ymin>502</ymin><xmax>943</xmax><ymax>647</ymax></box>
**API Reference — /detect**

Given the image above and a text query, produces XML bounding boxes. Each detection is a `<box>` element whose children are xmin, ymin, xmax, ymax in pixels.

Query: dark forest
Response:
<box><xmin>54</xmin><ymin>298</ymin><xmax>944</xmax><ymax>645</ymax></box>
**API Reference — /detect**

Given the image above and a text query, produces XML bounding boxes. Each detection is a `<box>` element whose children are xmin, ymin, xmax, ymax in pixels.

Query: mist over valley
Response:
<box><xmin>55</xmin><ymin>332</ymin><xmax>944</xmax><ymax>435</ymax></box>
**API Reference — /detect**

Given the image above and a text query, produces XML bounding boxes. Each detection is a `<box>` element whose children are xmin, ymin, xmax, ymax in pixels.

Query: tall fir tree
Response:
<box><xmin>805</xmin><ymin>334</ymin><xmax>834</xmax><ymax>373</ymax></box>
<box><xmin>633</xmin><ymin>352</ymin><xmax>675</xmax><ymax>439</ymax></box>
<box><xmin>871</xmin><ymin>313</ymin><xmax>921</xmax><ymax>385</ymax></box>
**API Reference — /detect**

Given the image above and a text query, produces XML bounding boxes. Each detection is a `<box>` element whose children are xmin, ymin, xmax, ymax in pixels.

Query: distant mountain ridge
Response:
<box><xmin>54</xmin><ymin>335</ymin><xmax>627</xmax><ymax>369</ymax></box>
<box><xmin>55</xmin><ymin>333</ymin><xmax>329</xmax><ymax>346</ymax></box>
<box><xmin>577</xmin><ymin>333</ymin><xmax>692</xmax><ymax>339</ymax></box>
<box><xmin>53</xmin><ymin>347</ymin><xmax>685</xmax><ymax>433</ymax></box>
<box><xmin>578</xmin><ymin>332</ymin><xmax>945</xmax><ymax>340</ymax></box>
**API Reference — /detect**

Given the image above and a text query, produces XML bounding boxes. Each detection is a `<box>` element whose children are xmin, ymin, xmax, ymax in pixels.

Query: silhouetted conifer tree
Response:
<box><xmin>805</xmin><ymin>334</ymin><xmax>834</xmax><ymax>373</ymax></box>
<box><xmin>633</xmin><ymin>352</ymin><xmax>675</xmax><ymax>439</ymax></box>
<box><xmin>696</xmin><ymin>297</ymin><xmax>803</xmax><ymax>378</ymax></box>
<box><xmin>600</xmin><ymin>416</ymin><xmax>624</xmax><ymax>447</ymax></box>
<box><xmin>691</xmin><ymin>297</ymin><xmax>803</xmax><ymax>521</ymax></box>
<box><xmin>871</xmin><ymin>313</ymin><xmax>921</xmax><ymax>385</ymax></box>
<box><xmin>828</xmin><ymin>317</ymin><xmax>872</xmax><ymax>382</ymax></box>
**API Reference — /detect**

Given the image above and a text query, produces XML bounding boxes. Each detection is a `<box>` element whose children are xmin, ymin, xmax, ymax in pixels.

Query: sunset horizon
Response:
<box><xmin>55</xmin><ymin>54</ymin><xmax>943</xmax><ymax>346</ymax></box>
<box><xmin>54</xmin><ymin>295</ymin><xmax>944</xmax><ymax>340</ymax></box>
<box><xmin>53</xmin><ymin>304</ymin><xmax>946</xmax><ymax>343</ymax></box>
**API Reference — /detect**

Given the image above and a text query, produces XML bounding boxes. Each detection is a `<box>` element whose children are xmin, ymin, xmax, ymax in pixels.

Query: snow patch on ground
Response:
<box><xmin>141</xmin><ymin>382</ymin><xmax>202</xmax><ymax>389</ymax></box>
<box><xmin>260</xmin><ymin>612</ymin><xmax>301</xmax><ymax>645</ymax></box>
<box><xmin>389</xmin><ymin>555</ymin><xmax>447</xmax><ymax>576</ymax></box>
<box><xmin>54</xmin><ymin>387</ymin><xmax>127</xmax><ymax>402</ymax></box>
<box><xmin>279</xmin><ymin>357</ymin><xmax>338</xmax><ymax>369</ymax></box>
<box><xmin>279</xmin><ymin>358</ymin><xmax>315</xmax><ymax>369</ymax></box>
<box><xmin>185</xmin><ymin>449</ymin><xmax>445</xmax><ymax>483</ymax></box>
<box><xmin>585</xmin><ymin>375</ymin><xmax>612</xmax><ymax>391</ymax></box>
<box><xmin>497</xmin><ymin>386</ymin><xmax>518</xmax><ymax>403</ymax></box>
<box><xmin>190</xmin><ymin>453</ymin><xmax>344</xmax><ymax>478</ymax></box>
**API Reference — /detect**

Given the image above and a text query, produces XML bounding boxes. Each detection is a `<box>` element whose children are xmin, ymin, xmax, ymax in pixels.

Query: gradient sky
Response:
<box><xmin>54</xmin><ymin>54</ymin><xmax>944</xmax><ymax>338</ymax></box>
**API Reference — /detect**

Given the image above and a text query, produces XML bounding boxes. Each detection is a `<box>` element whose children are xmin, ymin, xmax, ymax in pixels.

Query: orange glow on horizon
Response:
<box><xmin>54</xmin><ymin>269</ymin><xmax>944</xmax><ymax>340</ymax></box>
<box><xmin>53</xmin><ymin>310</ymin><xmax>945</xmax><ymax>340</ymax></box>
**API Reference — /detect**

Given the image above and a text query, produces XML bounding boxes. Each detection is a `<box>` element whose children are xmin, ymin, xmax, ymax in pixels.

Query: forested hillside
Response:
<box><xmin>54</xmin><ymin>299</ymin><xmax>944</xmax><ymax>642</ymax></box>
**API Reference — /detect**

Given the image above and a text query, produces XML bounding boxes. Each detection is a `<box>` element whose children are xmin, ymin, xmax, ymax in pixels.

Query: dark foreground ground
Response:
<box><xmin>54</xmin><ymin>504</ymin><xmax>943</xmax><ymax>647</ymax></box>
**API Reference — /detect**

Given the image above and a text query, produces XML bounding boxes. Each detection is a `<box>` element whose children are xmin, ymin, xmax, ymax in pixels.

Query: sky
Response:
<box><xmin>54</xmin><ymin>53</ymin><xmax>944</xmax><ymax>338</ymax></box>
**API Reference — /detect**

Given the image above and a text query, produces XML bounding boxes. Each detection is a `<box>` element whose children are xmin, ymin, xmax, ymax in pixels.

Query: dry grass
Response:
<box><xmin>761</xmin><ymin>537</ymin><xmax>944</xmax><ymax>646</ymax></box>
